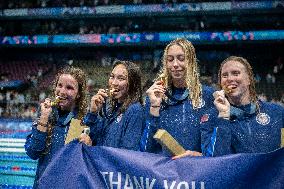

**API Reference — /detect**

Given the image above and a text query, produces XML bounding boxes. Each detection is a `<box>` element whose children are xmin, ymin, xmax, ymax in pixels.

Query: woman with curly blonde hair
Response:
<box><xmin>141</xmin><ymin>38</ymin><xmax>214</xmax><ymax>158</ymax></box>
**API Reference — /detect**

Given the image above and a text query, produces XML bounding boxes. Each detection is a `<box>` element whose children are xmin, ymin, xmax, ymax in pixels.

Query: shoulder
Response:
<box><xmin>125</xmin><ymin>102</ymin><xmax>143</xmax><ymax>114</ymax></box>
<box><xmin>201</xmin><ymin>85</ymin><xmax>215</xmax><ymax>102</ymax></box>
<box><xmin>200</xmin><ymin>85</ymin><xmax>215</xmax><ymax>108</ymax></box>
<box><xmin>202</xmin><ymin>85</ymin><xmax>215</xmax><ymax>95</ymax></box>
<box><xmin>259</xmin><ymin>100</ymin><xmax>284</xmax><ymax>113</ymax></box>
<box><xmin>145</xmin><ymin>96</ymin><xmax>150</xmax><ymax>105</ymax></box>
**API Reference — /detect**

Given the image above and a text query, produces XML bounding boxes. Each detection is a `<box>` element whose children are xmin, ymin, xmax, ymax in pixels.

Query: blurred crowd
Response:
<box><xmin>0</xmin><ymin>0</ymin><xmax>235</xmax><ymax>9</ymax></box>
<box><xmin>1</xmin><ymin>55</ymin><xmax>283</xmax><ymax>119</ymax></box>
<box><xmin>1</xmin><ymin>14</ymin><xmax>282</xmax><ymax>37</ymax></box>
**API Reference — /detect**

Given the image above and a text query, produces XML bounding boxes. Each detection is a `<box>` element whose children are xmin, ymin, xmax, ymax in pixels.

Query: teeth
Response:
<box><xmin>106</xmin><ymin>88</ymin><xmax>118</xmax><ymax>97</ymax></box>
<box><xmin>58</xmin><ymin>96</ymin><xmax>67</xmax><ymax>100</ymax></box>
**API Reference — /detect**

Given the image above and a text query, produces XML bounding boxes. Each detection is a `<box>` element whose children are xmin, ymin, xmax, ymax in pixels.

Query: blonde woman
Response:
<box><xmin>140</xmin><ymin>38</ymin><xmax>214</xmax><ymax>158</ymax></box>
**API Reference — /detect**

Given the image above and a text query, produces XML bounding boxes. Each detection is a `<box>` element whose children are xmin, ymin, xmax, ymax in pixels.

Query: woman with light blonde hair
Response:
<box><xmin>140</xmin><ymin>38</ymin><xmax>214</xmax><ymax>158</ymax></box>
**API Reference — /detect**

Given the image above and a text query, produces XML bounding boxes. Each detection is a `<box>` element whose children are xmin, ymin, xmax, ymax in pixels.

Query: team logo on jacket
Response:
<box><xmin>256</xmin><ymin>113</ymin><xmax>270</xmax><ymax>125</ymax></box>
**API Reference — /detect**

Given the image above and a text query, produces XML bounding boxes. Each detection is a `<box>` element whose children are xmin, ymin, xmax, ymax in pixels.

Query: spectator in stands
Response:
<box><xmin>266</xmin><ymin>72</ymin><xmax>276</xmax><ymax>84</ymax></box>
<box><xmin>39</xmin><ymin>91</ymin><xmax>47</xmax><ymax>102</ymax></box>
<box><xmin>201</xmin><ymin>56</ymin><xmax>284</xmax><ymax>157</ymax></box>
<box><xmin>0</xmin><ymin>92</ymin><xmax>4</xmax><ymax>102</ymax></box>
<box><xmin>86</xmin><ymin>78</ymin><xmax>95</xmax><ymax>93</ymax></box>
<box><xmin>24</xmin><ymin>67</ymin><xmax>88</xmax><ymax>188</ymax></box>
<box><xmin>140</xmin><ymin>38</ymin><xmax>214</xmax><ymax>158</ymax></box>
<box><xmin>254</xmin><ymin>73</ymin><xmax>261</xmax><ymax>83</ymax></box>
<box><xmin>22</xmin><ymin>105</ymin><xmax>33</xmax><ymax>118</ymax></box>
<box><xmin>258</xmin><ymin>93</ymin><xmax>267</xmax><ymax>102</ymax></box>
<box><xmin>0</xmin><ymin>106</ymin><xmax>3</xmax><ymax>116</ymax></box>
<box><xmin>281</xmin><ymin>92</ymin><xmax>284</xmax><ymax>105</ymax></box>
<box><xmin>79</xmin><ymin>60</ymin><xmax>144</xmax><ymax>151</ymax></box>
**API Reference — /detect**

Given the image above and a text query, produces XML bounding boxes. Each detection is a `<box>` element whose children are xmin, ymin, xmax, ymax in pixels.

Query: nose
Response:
<box><xmin>227</xmin><ymin>74</ymin><xmax>234</xmax><ymax>81</ymax></box>
<box><xmin>173</xmin><ymin>58</ymin><xmax>179</xmax><ymax>68</ymax></box>
<box><xmin>111</xmin><ymin>78</ymin><xmax>119</xmax><ymax>86</ymax></box>
<box><xmin>57</xmin><ymin>87</ymin><xmax>67</xmax><ymax>95</ymax></box>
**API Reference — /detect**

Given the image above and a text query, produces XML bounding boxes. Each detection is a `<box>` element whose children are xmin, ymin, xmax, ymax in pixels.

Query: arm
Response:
<box><xmin>25</xmin><ymin>122</ymin><xmax>48</xmax><ymax>160</ymax></box>
<box><xmin>120</xmin><ymin>103</ymin><xmax>145</xmax><ymax>151</ymax></box>
<box><xmin>83</xmin><ymin>112</ymin><xmax>104</xmax><ymax>145</ymax></box>
<box><xmin>146</xmin><ymin>81</ymin><xmax>165</xmax><ymax>117</ymax></box>
<box><xmin>201</xmin><ymin>109</ymin><xmax>233</xmax><ymax>157</ymax></box>
<box><xmin>140</xmin><ymin>97</ymin><xmax>161</xmax><ymax>153</ymax></box>
<box><xmin>25</xmin><ymin>98</ymin><xmax>53</xmax><ymax>160</ymax></box>
<box><xmin>213</xmin><ymin>90</ymin><xmax>230</xmax><ymax>119</ymax></box>
<box><xmin>83</xmin><ymin>89</ymin><xmax>109</xmax><ymax>144</ymax></box>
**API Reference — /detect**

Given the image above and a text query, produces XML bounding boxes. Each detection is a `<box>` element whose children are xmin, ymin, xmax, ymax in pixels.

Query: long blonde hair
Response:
<box><xmin>157</xmin><ymin>38</ymin><xmax>202</xmax><ymax>109</ymax></box>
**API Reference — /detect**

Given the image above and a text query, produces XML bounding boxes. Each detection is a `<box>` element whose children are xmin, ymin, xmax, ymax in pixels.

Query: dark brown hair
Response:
<box><xmin>111</xmin><ymin>60</ymin><xmax>142</xmax><ymax>113</ymax></box>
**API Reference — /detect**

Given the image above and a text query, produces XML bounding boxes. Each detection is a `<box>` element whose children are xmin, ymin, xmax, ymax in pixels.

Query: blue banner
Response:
<box><xmin>39</xmin><ymin>141</ymin><xmax>284</xmax><ymax>189</ymax></box>
<box><xmin>0</xmin><ymin>80</ymin><xmax>24</xmax><ymax>88</ymax></box>
<box><xmin>1</xmin><ymin>1</ymin><xmax>280</xmax><ymax>18</ymax></box>
<box><xmin>1</xmin><ymin>30</ymin><xmax>284</xmax><ymax>46</ymax></box>
<box><xmin>0</xmin><ymin>118</ymin><xmax>32</xmax><ymax>138</ymax></box>
<box><xmin>0</xmin><ymin>35</ymin><xmax>49</xmax><ymax>45</ymax></box>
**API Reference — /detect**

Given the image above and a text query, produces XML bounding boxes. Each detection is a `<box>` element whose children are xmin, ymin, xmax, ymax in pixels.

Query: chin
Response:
<box><xmin>58</xmin><ymin>103</ymin><xmax>69</xmax><ymax>109</ymax></box>
<box><xmin>171</xmin><ymin>74</ymin><xmax>180</xmax><ymax>78</ymax></box>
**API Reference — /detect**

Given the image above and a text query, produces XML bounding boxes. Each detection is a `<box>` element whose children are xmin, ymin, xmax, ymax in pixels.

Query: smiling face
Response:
<box><xmin>108</xmin><ymin>64</ymin><xmax>129</xmax><ymax>103</ymax></box>
<box><xmin>166</xmin><ymin>44</ymin><xmax>187</xmax><ymax>87</ymax></box>
<box><xmin>55</xmin><ymin>74</ymin><xmax>79</xmax><ymax>111</ymax></box>
<box><xmin>220</xmin><ymin>60</ymin><xmax>251</xmax><ymax>105</ymax></box>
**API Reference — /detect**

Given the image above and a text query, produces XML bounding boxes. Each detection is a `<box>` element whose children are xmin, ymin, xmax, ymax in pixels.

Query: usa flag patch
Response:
<box><xmin>200</xmin><ymin>114</ymin><xmax>209</xmax><ymax>123</ymax></box>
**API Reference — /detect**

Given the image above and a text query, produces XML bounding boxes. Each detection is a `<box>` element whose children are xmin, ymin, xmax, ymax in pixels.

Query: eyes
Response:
<box><xmin>57</xmin><ymin>83</ymin><xmax>75</xmax><ymax>90</ymax></box>
<box><xmin>167</xmin><ymin>54</ymin><xmax>185</xmax><ymax>62</ymax></box>
<box><xmin>221</xmin><ymin>71</ymin><xmax>241</xmax><ymax>78</ymax></box>
<box><xmin>109</xmin><ymin>74</ymin><xmax>127</xmax><ymax>82</ymax></box>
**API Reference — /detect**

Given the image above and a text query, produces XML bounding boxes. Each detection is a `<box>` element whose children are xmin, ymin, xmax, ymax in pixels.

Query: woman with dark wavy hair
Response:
<box><xmin>25</xmin><ymin>67</ymin><xmax>88</xmax><ymax>188</ymax></box>
<box><xmin>80</xmin><ymin>60</ymin><xmax>144</xmax><ymax>151</ymax></box>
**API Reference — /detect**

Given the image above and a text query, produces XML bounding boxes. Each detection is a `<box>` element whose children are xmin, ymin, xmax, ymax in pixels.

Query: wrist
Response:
<box><xmin>151</xmin><ymin>105</ymin><xmax>160</xmax><ymax>108</ymax></box>
<box><xmin>39</xmin><ymin>115</ymin><xmax>49</xmax><ymax>124</ymax></box>
<box><xmin>37</xmin><ymin>120</ymin><xmax>48</xmax><ymax>127</ymax></box>
<box><xmin>37</xmin><ymin>121</ymin><xmax>48</xmax><ymax>132</ymax></box>
<box><xmin>89</xmin><ymin>106</ymin><xmax>98</xmax><ymax>113</ymax></box>
<box><xmin>218</xmin><ymin>111</ymin><xmax>230</xmax><ymax>120</ymax></box>
<box><xmin>150</xmin><ymin>106</ymin><xmax>160</xmax><ymax>117</ymax></box>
